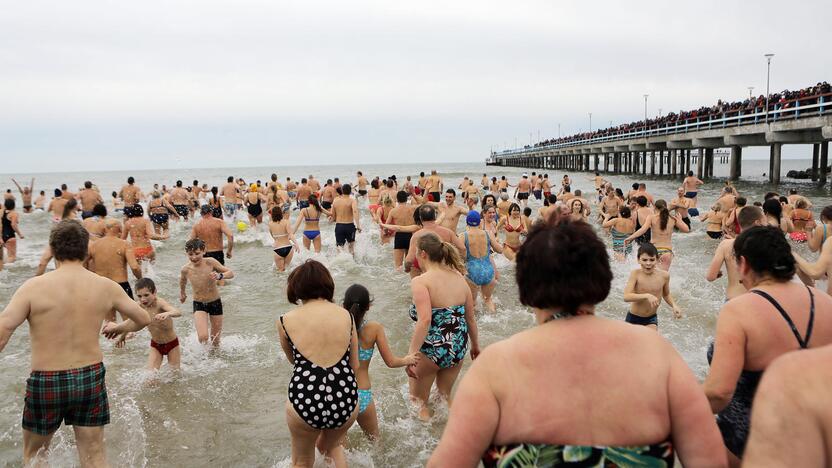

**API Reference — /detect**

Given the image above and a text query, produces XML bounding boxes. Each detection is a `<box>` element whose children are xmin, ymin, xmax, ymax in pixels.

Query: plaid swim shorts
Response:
<box><xmin>23</xmin><ymin>362</ymin><xmax>110</xmax><ymax>435</ymax></box>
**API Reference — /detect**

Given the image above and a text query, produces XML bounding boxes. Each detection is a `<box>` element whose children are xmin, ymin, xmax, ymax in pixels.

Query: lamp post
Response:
<box><xmin>558</xmin><ymin>123</ymin><xmax>561</xmax><ymax>139</ymax></box>
<box><xmin>643</xmin><ymin>94</ymin><xmax>649</xmax><ymax>122</ymax></box>
<box><xmin>748</xmin><ymin>86</ymin><xmax>754</xmax><ymax>99</ymax></box>
<box><xmin>764</xmin><ymin>53</ymin><xmax>774</xmax><ymax>123</ymax></box>
<box><xmin>589</xmin><ymin>113</ymin><xmax>592</xmax><ymax>135</ymax></box>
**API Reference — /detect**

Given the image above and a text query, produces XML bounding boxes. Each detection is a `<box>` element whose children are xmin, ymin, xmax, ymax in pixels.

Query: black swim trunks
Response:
<box><xmin>118</xmin><ymin>281</ymin><xmax>134</xmax><ymax>300</ymax></box>
<box><xmin>204</xmin><ymin>250</ymin><xmax>225</xmax><ymax>265</ymax></box>
<box><xmin>335</xmin><ymin>223</ymin><xmax>357</xmax><ymax>246</ymax></box>
<box><xmin>358</xmin><ymin>189</ymin><xmax>368</xmax><ymax>197</ymax></box>
<box><xmin>321</xmin><ymin>201</ymin><xmax>332</xmax><ymax>210</ymax></box>
<box><xmin>193</xmin><ymin>298</ymin><xmax>223</xmax><ymax>316</ymax></box>
<box><xmin>23</xmin><ymin>363</ymin><xmax>110</xmax><ymax>435</ymax></box>
<box><xmin>430</xmin><ymin>192</ymin><xmax>441</xmax><ymax>203</ymax></box>
<box><xmin>517</xmin><ymin>192</ymin><xmax>530</xmax><ymax>200</ymax></box>
<box><xmin>149</xmin><ymin>212</ymin><xmax>169</xmax><ymax>226</ymax></box>
<box><xmin>81</xmin><ymin>211</ymin><xmax>94</xmax><ymax>220</ymax></box>
<box><xmin>173</xmin><ymin>204</ymin><xmax>189</xmax><ymax>218</ymax></box>
<box><xmin>394</xmin><ymin>231</ymin><xmax>413</xmax><ymax>250</ymax></box>
<box><xmin>625</xmin><ymin>312</ymin><xmax>658</xmax><ymax>327</ymax></box>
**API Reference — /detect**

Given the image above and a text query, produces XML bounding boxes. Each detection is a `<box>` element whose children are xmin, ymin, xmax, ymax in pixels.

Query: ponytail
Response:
<box><xmin>343</xmin><ymin>284</ymin><xmax>371</xmax><ymax>328</ymax></box>
<box><xmin>417</xmin><ymin>233</ymin><xmax>466</xmax><ymax>274</ymax></box>
<box><xmin>656</xmin><ymin>199</ymin><xmax>669</xmax><ymax>230</ymax></box>
<box><xmin>440</xmin><ymin>241</ymin><xmax>466</xmax><ymax>274</ymax></box>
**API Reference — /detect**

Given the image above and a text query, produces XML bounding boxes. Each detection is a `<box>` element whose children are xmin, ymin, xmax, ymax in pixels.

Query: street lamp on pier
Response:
<box><xmin>764</xmin><ymin>53</ymin><xmax>774</xmax><ymax>123</ymax></box>
<box><xmin>748</xmin><ymin>86</ymin><xmax>754</xmax><ymax>99</ymax></box>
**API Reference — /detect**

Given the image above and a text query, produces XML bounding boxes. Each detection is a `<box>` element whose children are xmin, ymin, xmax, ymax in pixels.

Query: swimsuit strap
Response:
<box><xmin>750</xmin><ymin>286</ymin><xmax>815</xmax><ymax>349</ymax></box>
<box><xmin>279</xmin><ymin>316</ymin><xmax>296</xmax><ymax>349</ymax></box>
<box><xmin>824</xmin><ymin>224</ymin><xmax>828</xmax><ymax>244</ymax></box>
<box><xmin>464</xmin><ymin>231</ymin><xmax>470</xmax><ymax>251</ymax></box>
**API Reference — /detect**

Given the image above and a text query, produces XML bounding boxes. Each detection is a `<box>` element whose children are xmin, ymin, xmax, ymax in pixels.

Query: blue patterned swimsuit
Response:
<box><xmin>409</xmin><ymin>304</ymin><xmax>468</xmax><ymax>369</ymax></box>
<box><xmin>464</xmin><ymin>231</ymin><xmax>495</xmax><ymax>286</ymax></box>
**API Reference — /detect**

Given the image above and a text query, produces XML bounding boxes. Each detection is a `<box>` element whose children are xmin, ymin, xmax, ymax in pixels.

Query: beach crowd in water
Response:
<box><xmin>2</xmin><ymin>168</ymin><xmax>832</xmax><ymax>467</ymax></box>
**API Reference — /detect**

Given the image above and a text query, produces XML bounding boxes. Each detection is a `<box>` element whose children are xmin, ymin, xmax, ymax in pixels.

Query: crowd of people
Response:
<box><xmin>507</xmin><ymin>81</ymin><xmax>832</xmax><ymax>151</ymax></box>
<box><xmin>2</xmin><ymin>167</ymin><xmax>832</xmax><ymax>467</ymax></box>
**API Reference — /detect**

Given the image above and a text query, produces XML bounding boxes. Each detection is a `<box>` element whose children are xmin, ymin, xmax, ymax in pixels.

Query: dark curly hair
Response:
<box><xmin>733</xmin><ymin>226</ymin><xmax>795</xmax><ymax>281</ymax></box>
<box><xmin>515</xmin><ymin>218</ymin><xmax>611</xmax><ymax>315</ymax></box>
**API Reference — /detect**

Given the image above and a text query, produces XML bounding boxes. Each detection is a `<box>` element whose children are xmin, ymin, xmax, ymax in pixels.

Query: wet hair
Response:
<box><xmin>733</xmin><ymin>226</ymin><xmax>795</xmax><ymax>281</ymax></box>
<box><xmin>418</xmin><ymin>204</ymin><xmax>437</xmax><ymax>222</ymax></box>
<box><xmin>446</xmin><ymin>189</ymin><xmax>456</xmax><ymax>196</ymax></box>
<box><xmin>636</xmin><ymin>196</ymin><xmax>648</xmax><ymax>207</ymax></box>
<box><xmin>509</xmin><ymin>203</ymin><xmax>521</xmax><ymax>215</ymax></box>
<box><xmin>738</xmin><ymin>206</ymin><xmax>765</xmax><ymax>230</ymax></box>
<box><xmin>821</xmin><ymin>206</ymin><xmax>832</xmax><ymax>223</ymax></box>
<box><xmin>548</xmin><ymin>194</ymin><xmax>557</xmax><ymax>205</ymax></box>
<box><xmin>4</xmin><ymin>199</ymin><xmax>14</xmax><ymax>210</ymax></box>
<box><xmin>341</xmin><ymin>184</ymin><xmax>352</xmax><ymax>196</ymax></box>
<box><xmin>632</xmin><ymin>183</ymin><xmax>639</xmax><ymax>190</ymax></box>
<box><xmin>127</xmin><ymin>177</ymin><xmax>135</xmax><ymax>184</ymax></box>
<box><xmin>637</xmin><ymin>242</ymin><xmax>658</xmax><ymax>258</ymax></box>
<box><xmin>92</xmin><ymin>204</ymin><xmax>107</xmax><ymax>217</ymax></box>
<box><xmin>396</xmin><ymin>190</ymin><xmax>408</xmax><ymax>203</ymax></box>
<box><xmin>194</xmin><ymin>179</ymin><xmax>200</xmax><ymax>185</ymax></box>
<box><xmin>84</xmin><ymin>181</ymin><xmax>92</xmax><ymax>189</ymax></box>
<box><xmin>619</xmin><ymin>206</ymin><xmax>631</xmax><ymax>218</ymax></box>
<box><xmin>270</xmin><ymin>206</ymin><xmax>283</xmax><ymax>222</ymax></box>
<box><xmin>135</xmin><ymin>277</ymin><xmax>156</xmax><ymax>294</ymax></box>
<box><xmin>386</xmin><ymin>179</ymin><xmax>394</xmax><ymax>189</ymax></box>
<box><xmin>481</xmin><ymin>194</ymin><xmax>496</xmax><ymax>209</ymax></box>
<box><xmin>416</xmin><ymin>233</ymin><xmax>465</xmax><ymax>274</ymax></box>
<box><xmin>185</xmin><ymin>238</ymin><xmax>205</xmax><ymax>252</ymax></box>
<box><xmin>371</xmin><ymin>179</ymin><xmax>379</xmax><ymax>189</ymax></box>
<box><xmin>129</xmin><ymin>203</ymin><xmax>144</xmax><ymax>218</ymax></box>
<box><xmin>763</xmin><ymin>198</ymin><xmax>782</xmax><ymax>223</ymax></box>
<box><xmin>111</xmin><ymin>191</ymin><xmax>117</xmax><ymax>198</ymax></box>
<box><xmin>736</xmin><ymin>197</ymin><xmax>747</xmax><ymax>207</ymax></box>
<box><xmin>523</xmin><ymin>207</ymin><xmax>532</xmax><ymax>217</ymax></box>
<box><xmin>62</xmin><ymin>199</ymin><xmax>78</xmax><ymax>219</ymax></box>
<box><xmin>779</xmin><ymin>196</ymin><xmax>788</xmax><ymax>205</ymax></box>
<box><xmin>287</xmin><ymin>260</ymin><xmax>335</xmax><ymax>304</ymax></box>
<box><xmin>227</xmin><ymin>176</ymin><xmax>234</xmax><ymax>183</ymax></box>
<box><xmin>54</xmin><ymin>188</ymin><xmax>62</xmax><ymax>197</ymax></box>
<box><xmin>343</xmin><ymin>284</ymin><xmax>372</xmax><ymax>328</ymax></box>
<box><xmin>687</xmin><ymin>171</ymin><xmax>694</xmax><ymax>177</ymax></box>
<box><xmin>308</xmin><ymin>194</ymin><xmax>323</xmax><ymax>213</ymax></box>
<box><xmin>61</xmin><ymin>184</ymin><xmax>68</xmax><ymax>191</ymax></box>
<box><xmin>615</xmin><ymin>188</ymin><xmax>624</xmax><ymax>198</ymax></box>
<box><xmin>50</xmin><ymin>220</ymin><xmax>89</xmax><ymax>262</ymax></box>
<box><xmin>764</xmin><ymin>192</ymin><xmax>779</xmax><ymax>200</ymax></box>
<box><xmin>796</xmin><ymin>199</ymin><xmax>808</xmax><ymax>209</ymax></box>
<box><xmin>515</xmin><ymin>218</ymin><xmax>611</xmax><ymax>315</ymax></box>
<box><xmin>176</xmin><ymin>180</ymin><xmax>183</xmax><ymax>187</ymax></box>
<box><xmin>301</xmin><ymin>177</ymin><xmax>308</xmax><ymax>184</ymax></box>
<box><xmin>655</xmin><ymin>199</ymin><xmax>670</xmax><ymax>230</ymax></box>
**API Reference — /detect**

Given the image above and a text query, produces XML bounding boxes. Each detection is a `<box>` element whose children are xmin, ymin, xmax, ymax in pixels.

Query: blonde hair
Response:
<box><xmin>417</xmin><ymin>233</ymin><xmax>465</xmax><ymax>274</ymax></box>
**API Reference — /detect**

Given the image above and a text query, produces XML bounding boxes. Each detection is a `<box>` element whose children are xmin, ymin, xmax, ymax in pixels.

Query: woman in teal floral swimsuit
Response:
<box><xmin>407</xmin><ymin>232</ymin><xmax>479</xmax><ymax>421</ymax></box>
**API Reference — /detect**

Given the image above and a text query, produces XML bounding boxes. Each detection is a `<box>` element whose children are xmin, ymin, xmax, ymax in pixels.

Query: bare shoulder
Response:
<box><xmin>180</xmin><ymin>263</ymin><xmax>192</xmax><ymax>274</ymax></box>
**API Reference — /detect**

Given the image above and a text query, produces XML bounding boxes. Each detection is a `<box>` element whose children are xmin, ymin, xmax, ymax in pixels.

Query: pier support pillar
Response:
<box><xmin>659</xmin><ymin>151</ymin><xmax>664</xmax><ymax>176</ymax></box>
<box><xmin>671</xmin><ymin>150</ymin><xmax>677</xmax><ymax>176</ymax></box>
<box><xmin>770</xmin><ymin>143</ymin><xmax>782</xmax><ymax>185</ymax></box>
<box><xmin>696</xmin><ymin>150</ymin><xmax>704</xmax><ymax>179</ymax></box>
<box><xmin>812</xmin><ymin>144</ymin><xmax>820</xmax><ymax>181</ymax></box>
<box><xmin>729</xmin><ymin>146</ymin><xmax>742</xmax><ymax>181</ymax></box>
<box><xmin>820</xmin><ymin>142</ymin><xmax>829</xmax><ymax>188</ymax></box>
<box><xmin>650</xmin><ymin>151</ymin><xmax>656</xmax><ymax>175</ymax></box>
<box><xmin>704</xmin><ymin>148</ymin><xmax>714</xmax><ymax>179</ymax></box>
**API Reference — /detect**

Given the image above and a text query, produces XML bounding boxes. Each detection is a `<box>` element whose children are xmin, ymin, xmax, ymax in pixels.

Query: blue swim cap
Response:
<box><xmin>466</xmin><ymin>210</ymin><xmax>481</xmax><ymax>226</ymax></box>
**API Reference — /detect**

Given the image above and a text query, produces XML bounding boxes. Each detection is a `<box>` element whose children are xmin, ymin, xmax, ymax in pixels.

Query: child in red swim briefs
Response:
<box><xmin>120</xmin><ymin>277</ymin><xmax>183</xmax><ymax>370</ymax></box>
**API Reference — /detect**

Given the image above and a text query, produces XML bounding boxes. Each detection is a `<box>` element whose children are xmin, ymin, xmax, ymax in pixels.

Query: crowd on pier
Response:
<box><xmin>516</xmin><ymin>81</ymin><xmax>832</xmax><ymax>151</ymax></box>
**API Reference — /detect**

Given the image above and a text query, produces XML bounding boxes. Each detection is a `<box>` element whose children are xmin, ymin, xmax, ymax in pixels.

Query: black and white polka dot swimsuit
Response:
<box><xmin>280</xmin><ymin>315</ymin><xmax>358</xmax><ymax>429</ymax></box>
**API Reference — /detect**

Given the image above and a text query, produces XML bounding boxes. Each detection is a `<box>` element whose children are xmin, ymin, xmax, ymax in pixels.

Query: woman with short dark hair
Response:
<box><xmin>277</xmin><ymin>260</ymin><xmax>358</xmax><ymax>467</ymax></box>
<box><xmin>704</xmin><ymin>226</ymin><xmax>832</xmax><ymax>465</ymax></box>
<box><xmin>429</xmin><ymin>218</ymin><xmax>725</xmax><ymax>467</ymax></box>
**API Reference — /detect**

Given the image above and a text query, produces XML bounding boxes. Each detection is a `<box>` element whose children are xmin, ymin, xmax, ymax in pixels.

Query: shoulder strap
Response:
<box><xmin>750</xmin><ymin>288</ymin><xmax>813</xmax><ymax>348</ymax></box>
<box><xmin>464</xmin><ymin>231</ymin><xmax>470</xmax><ymax>250</ymax></box>
<box><xmin>279</xmin><ymin>316</ymin><xmax>295</xmax><ymax>347</ymax></box>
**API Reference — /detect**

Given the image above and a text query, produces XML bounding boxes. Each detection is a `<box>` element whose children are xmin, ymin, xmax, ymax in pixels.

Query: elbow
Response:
<box><xmin>704</xmin><ymin>385</ymin><xmax>733</xmax><ymax>413</ymax></box>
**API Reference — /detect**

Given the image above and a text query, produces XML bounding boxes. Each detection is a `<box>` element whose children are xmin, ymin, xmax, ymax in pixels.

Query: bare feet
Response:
<box><xmin>484</xmin><ymin>298</ymin><xmax>496</xmax><ymax>313</ymax></box>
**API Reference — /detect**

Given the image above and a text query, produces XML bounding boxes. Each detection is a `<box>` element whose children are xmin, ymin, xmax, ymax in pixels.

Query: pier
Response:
<box><xmin>488</xmin><ymin>92</ymin><xmax>832</xmax><ymax>185</ymax></box>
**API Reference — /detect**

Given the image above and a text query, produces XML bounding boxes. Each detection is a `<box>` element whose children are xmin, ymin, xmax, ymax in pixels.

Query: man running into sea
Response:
<box><xmin>191</xmin><ymin>205</ymin><xmax>234</xmax><ymax>265</ymax></box>
<box><xmin>331</xmin><ymin>184</ymin><xmax>361</xmax><ymax>255</ymax></box>
<box><xmin>170</xmin><ymin>180</ymin><xmax>191</xmax><ymax>221</ymax></box>
<box><xmin>683</xmin><ymin>171</ymin><xmax>704</xmax><ymax>216</ymax></box>
<box><xmin>11</xmin><ymin>178</ymin><xmax>35</xmax><ymax>213</ymax></box>
<box><xmin>78</xmin><ymin>181</ymin><xmax>103</xmax><ymax>220</ymax></box>
<box><xmin>88</xmin><ymin>218</ymin><xmax>143</xmax><ymax>308</ymax></box>
<box><xmin>0</xmin><ymin>220</ymin><xmax>150</xmax><ymax>467</ymax></box>
<box><xmin>438</xmin><ymin>189</ymin><xmax>467</xmax><ymax>233</ymax></box>
<box><xmin>220</xmin><ymin>177</ymin><xmax>240</xmax><ymax>218</ymax></box>
<box><xmin>119</xmin><ymin>177</ymin><xmax>142</xmax><ymax>209</ymax></box>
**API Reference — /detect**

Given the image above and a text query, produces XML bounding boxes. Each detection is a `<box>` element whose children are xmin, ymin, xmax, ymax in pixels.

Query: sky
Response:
<box><xmin>1</xmin><ymin>0</ymin><xmax>830</xmax><ymax>173</ymax></box>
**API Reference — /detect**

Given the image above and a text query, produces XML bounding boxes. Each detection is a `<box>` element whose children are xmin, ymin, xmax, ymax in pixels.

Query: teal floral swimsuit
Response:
<box><xmin>483</xmin><ymin>439</ymin><xmax>675</xmax><ymax>467</ymax></box>
<box><xmin>408</xmin><ymin>304</ymin><xmax>468</xmax><ymax>369</ymax></box>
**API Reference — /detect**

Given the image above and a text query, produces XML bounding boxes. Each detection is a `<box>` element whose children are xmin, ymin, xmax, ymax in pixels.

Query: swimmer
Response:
<box><xmin>378</xmin><ymin>191</ymin><xmax>418</xmax><ymax>270</ymax></box>
<box><xmin>111</xmin><ymin>191</ymin><xmax>124</xmax><ymax>213</ymax></box>
<box><xmin>148</xmin><ymin>191</ymin><xmax>178</xmax><ymax>236</ymax></box>
<box><xmin>244</xmin><ymin>184</ymin><xmax>264</xmax><ymax>227</ymax></box>
<box><xmin>682</xmin><ymin>171</ymin><xmax>704</xmax><ymax>215</ymax></box>
<box><xmin>356</xmin><ymin>171</ymin><xmax>369</xmax><ymax>197</ymax></box>
<box><xmin>78</xmin><ymin>181</ymin><xmax>103</xmax><ymax>219</ymax></box>
<box><xmin>1</xmin><ymin>199</ymin><xmax>24</xmax><ymax>263</ymax></box>
<box><xmin>119</xmin><ymin>176</ymin><xmax>143</xmax><ymax>208</ymax></box>
<box><xmin>320</xmin><ymin>179</ymin><xmax>338</xmax><ymax>211</ymax></box>
<box><xmin>625</xmin><ymin>199</ymin><xmax>690</xmax><ymax>271</ymax></box>
<box><xmin>568</xmin><ymin>199</ymin><xmax>588</xmax><ymax>222</ymax></box>
<box><xmin>179</xmin><ymin>238</ymin><xmax>234</xmax><ymax>347</ymax></box>
<box><xmin>603</xmin><ymin>206</ymin><xmax>636</xmax><ymax>260</ymax></box>
<box><xmin>268</xmin><ymin>207</ymin><xmax>297</xmax><ymax>272</ymax></box>
<box><xmin>170</xmin><ymin>180</ymin><xmax>192</xmax><ymax>222</ymax></box>
<box><xmin>11</xmin><ymin>177</ymin><xmax>35</xmax><ymax>213</ymax></box>
<box><xmin>123</xmin><ymin>278</ymin><xmax>182</xmax><ymax>371</ymax></box>
<box><xmin>700</xmin><ymin>204</ymin><xmax>726</xmax><ymax>239</ymax></box>
<box><xmin>123</xmin><ymin>204</ymin><xmax>168</xmax><ymax>267</ymax></box>
<box><xmin>47</xmin><ymin>189</ymin><xmax>69</xmax><ymax>221</ymax></box>
<box><xmin>405</xmin><ymin>205</ymin><xmax>466</xmax><ymax>277</ymax></box>
<box><xmin>497</xmin><ymin>203</ymin><xmax>525</xmax><ymax>261</ymax></box>
<box><xmin>623</xmin><ymin>243</ymin><xmax>683</xmax><ymax>330</ymax></box>
<box><xmin>331</xmin><ymin>184</ymin><xmax>362</xmax><ymax>255</ymax></box>
<box><xmin>706</xmin><ymin>206</ymin><xmax>766</xmax><ymax>300</ymax></box>
<box><xmin>191</xmin><ymin>205</ymin><xmax>234</xmax><ymax>265</ymax></box>
<box><xmin>460</xmin><ymin>211</ymin><xmax>503</xmax><ymax>313</ymax></box>
<box><xmin>426</xmin><ymin>170</ymin><xmax>443</xmax><ymax>203</ymax></box>
<box><xmin>437</xmin><ymin>189</ymin><xmax>467</xmax><ymax>233</ymax></box>
<box><xmin>514</xmin><ymin>173</ymin><xmax>531</xmax><ymax>208</ymax></box>
<box><xmin>343</xmin><ymin>284</ymin><xmax>418</xmax><ymax>440</ymax></box>
<box><xmin>669</xmin><ymin>187</ymin><xmax>692</xmax><ymax>229</ymax></box>
<box><xmin>33</xmin><ymin>190</ymin><xmax>45</xmax><ymax>211</ymax></box>
<box><xmin>87</xmin><ymin>219</ymin><xmax>142</xmax><ymax>316</ymax></box>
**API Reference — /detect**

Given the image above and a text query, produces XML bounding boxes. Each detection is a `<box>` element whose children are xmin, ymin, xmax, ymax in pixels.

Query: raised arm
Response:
<box><xmin>209</xmin><ymin>259</ymin><xmax>234</xmax><ymax>281</ymax></box>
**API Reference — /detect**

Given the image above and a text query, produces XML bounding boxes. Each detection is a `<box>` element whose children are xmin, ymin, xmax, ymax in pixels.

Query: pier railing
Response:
<box><xmin>494</xmin><ymin>93</ymin><xmax>832</xmax><ymax>159</ymax></box>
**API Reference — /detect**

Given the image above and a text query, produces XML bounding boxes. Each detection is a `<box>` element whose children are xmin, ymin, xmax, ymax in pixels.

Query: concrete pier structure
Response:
<box><xmin>487</xmin><ymin>96</ymin><xmax>832</xmax><ymax>185</ymax></box>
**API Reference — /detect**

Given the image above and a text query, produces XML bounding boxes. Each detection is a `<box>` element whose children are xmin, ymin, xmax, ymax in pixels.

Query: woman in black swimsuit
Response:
<box><xmin>704</xmin><ymin>226</ymin><xmax>832</xmax><ymax>465</ymax></box>
<box><xmin>277</xmin><ymin>260</ymin><xmax>358</xmax><ymax>467</ymax></box>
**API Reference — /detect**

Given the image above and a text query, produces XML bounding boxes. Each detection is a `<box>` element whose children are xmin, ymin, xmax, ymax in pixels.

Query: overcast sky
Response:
<box><xmin>1</xmin><ymin>0</ymin><xmax>830</xmax><ymax>173</ymax></box>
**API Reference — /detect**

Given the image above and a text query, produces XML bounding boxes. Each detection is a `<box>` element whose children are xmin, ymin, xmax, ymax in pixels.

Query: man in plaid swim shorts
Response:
<box><xmin>0</xmin><ymin>220</ymin><xmax>150</xmax><ymax>466</ymax></box>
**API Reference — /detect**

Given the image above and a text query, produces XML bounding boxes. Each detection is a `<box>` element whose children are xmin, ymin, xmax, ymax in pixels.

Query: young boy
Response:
<box><xmin>179</xmin><ymin>238</ymin><xmax>234</xmax><ymax>347</ymax></box>
<box><xmin>133</xmin><ymin>278</ymin><xmax>182</xmax><ymax>370</ymax></box>
<box><xmin>623</xmin><ymin>243</ymin><xmax>683</xmax><ymax>330</ymax></box>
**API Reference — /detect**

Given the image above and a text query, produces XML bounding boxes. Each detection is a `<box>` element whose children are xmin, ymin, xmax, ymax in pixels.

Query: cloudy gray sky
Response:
<box><xmin>1</xmin><ymin>0</ymin><xmax>830</xmax><ymax>172</ymax></box>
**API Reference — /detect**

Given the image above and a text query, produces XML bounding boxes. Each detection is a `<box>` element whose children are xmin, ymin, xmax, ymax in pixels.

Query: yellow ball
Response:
<box><xmin>237</xmin><ymin>221</ymin><xmax>248</xmax><ymax>232</ymax></box>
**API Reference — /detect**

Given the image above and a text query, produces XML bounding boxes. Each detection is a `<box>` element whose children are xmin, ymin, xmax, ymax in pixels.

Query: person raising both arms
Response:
<box><xmin>0</xmin><ymin>220</ymin><xmax>151</xmax><ymax>467</ymax></box>
<box><xmin>625</xmin><ymin>199</ymin><xmax>690</xmax><ymax>270</ymax></box>
<box><xmin>11</xmin><ymin>178</ymin><xmax>35</xmax><ymax>213</ymax></box>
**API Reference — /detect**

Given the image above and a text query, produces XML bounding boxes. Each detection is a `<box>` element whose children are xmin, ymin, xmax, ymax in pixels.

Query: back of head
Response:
<box><xmin>4</xmin><ymin>199</ymin><xmax>14</xmax><ymax>210</ymax></box>
<box><xmin>84</xmin><ymin>181</ymin><xmax>92</xmax><ymax>189</ymax></box>
<box><xmin>738</xmin><ymin>206</ymin><xmax>765</xmax><ymax>230</ymax></box>
<box><xmin>50</xmin><ymin>220</ymin><xmax>89</xmax><ymax>262</ymax></box>
<box><xmin>737</xmin><ymin>197</ymin><xmax>747</xmax><ymax>207</ymax></box>
<box><xmin>127</xmin><ymin>177</ymin><xmax>135</xmax><ymax>185</ymax></box>
<box><xmin>763</xmin><ymin>198</ymin><xmax>782</xmax><ymax>220</ymax></box>
<box><xmin>343</xmin><ymin>284</ymin><xmax>371</xmax><ymax>326</ymax></box>
<box><xmin>287</xmin><ymin>260</ymin><xmax>335</xmax><ymax>304</ymax></box>
<box><xmin>342</xmin><ymin>184</ymin><xmax>352</xmax><ymax>195</ymax></box>
<box><xmin>417</xmin><ymin>232</ymin><xmax>465</xmax><ymax>274</ymax></box>
<box><xmin>822</xmin><ymin>206</ymin><xmax>832</xmax><ymax>223</ymax></box>
<box><xmin>62</xmin><ymin>199</ymin><xmax>78</xmax><ymax>219</ymax></box>
<box><xmin>515</xmin><ymin>218</ymin><xmax>611</xmax><ymax>315</ymax></box>
<box><xmin>655</xmin><ymin>199</ymin><xmax>669</xmax><ymax>230</ymax></box>
<box><xmin>396</xmin><ymin>191</ymin><xmax>408</xmax><ymax>203</ymax></box>
<box><xmin>636</xmin><ymin>196</ymin><xmax>648</xmax><ymax>207</ymax></box>
<box><xmin>619</xmin><ymin>206</ymin><xmax>631</xmax><ymax>218</ymax></box>
<box><xmin>733</xmin><ymin>226</ymin><xmax>795</xmax><ymax>281</ymax></box>
<box><xmin>92</xmin><ymin>204</ymin><xmax>107</xmax><ymax>218</ymax></box>
<box><xmin>270</xmin><ymin>206</ymin><xmax>283</xmax><ymax>222</ymax></box>
<box><xmin>418</xmin><ymin>204</ymin><xmax>436</xmax><ymax>222</ymax></box>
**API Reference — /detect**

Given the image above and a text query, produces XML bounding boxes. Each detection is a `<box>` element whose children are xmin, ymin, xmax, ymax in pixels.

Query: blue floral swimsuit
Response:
<box><xmin>409</xmin><ymin>304</ymin><xmax>468</xmax><ymax>369</ymax></box>
<box><xmin>465</xmin><ymin>231</ymin><xmax>495</xmax><ymax>286</ymax></box>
